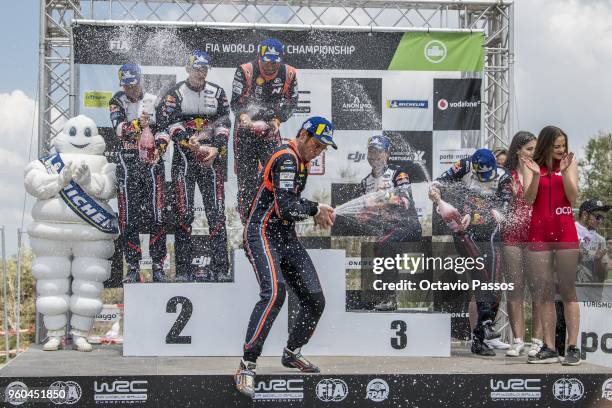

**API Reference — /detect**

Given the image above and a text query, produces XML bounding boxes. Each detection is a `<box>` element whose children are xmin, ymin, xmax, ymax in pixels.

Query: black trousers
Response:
<box><xmin>234</xmin><ymin>125</ymin><xmax>281</xmax><ymax>224</ymax></box>
<box><xmin>172</xmin><ymin>146</ymin><xmax>228</xmax><ymax>276</ymax></box>
<box><xmin>243</xmin><ymin>222</ymin><xmax>325</xmax><ymax>362</ymax></box>
<box><xmin>116</xmin><ymin>154</ymin><xmax>166</xmax><ymax>268</ymax></box>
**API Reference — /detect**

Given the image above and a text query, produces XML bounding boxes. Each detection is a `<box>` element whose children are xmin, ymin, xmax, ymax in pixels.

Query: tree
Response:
<box><xmin>578</xmin><ymin>131</ymin><xmax>612</xmax><ymax>234</ymax></box>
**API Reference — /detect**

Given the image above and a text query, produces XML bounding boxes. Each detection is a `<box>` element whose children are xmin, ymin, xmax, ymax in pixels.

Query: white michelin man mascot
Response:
<box><xmin>24</xmin><ymin>115</ymin><xmax>117</xmax><ymax>351</ymax></box>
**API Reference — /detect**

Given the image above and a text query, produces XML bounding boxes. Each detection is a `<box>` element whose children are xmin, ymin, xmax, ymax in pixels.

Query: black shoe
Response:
<box><xmin>373</xmin><ymin>299</ymin><xmax>397</xmax><ymax>311</ymax></box>
<box><xmin>281</xmin><ymin>347</ymin><xmax>320</xmax><ymax>373</ymax></box>
<box><xmin>562</xmin><ymin>345</ymin><xmax>581</xmax><ymax>366</ymax></box>
<box><xmin>152</xmin><ymin>263</ymin><xmax>168</xmax><ymax>282</ymax></box>
<box><xmin>471</xmin><ymin>337</ymin><xmax>496</xmax><ymax>356</ymax></box>
<box><xmin>482</xmin><ymin>320</ymin><xmax>501</xmax><ymax>340</ymax></box>
<box><xmin>528</xmin><ymin>344</ymin><xmax>560</xmax><ymax>364</ymax></box>
<box><xmin>123</xmin><ymin>267</ymin><xmax>142</xmax><ymax>284</ymax></box>
<box><xmin>234</xmin><ymin>359</ymin><xmax>256</xmax><ymax>399</ymax></box>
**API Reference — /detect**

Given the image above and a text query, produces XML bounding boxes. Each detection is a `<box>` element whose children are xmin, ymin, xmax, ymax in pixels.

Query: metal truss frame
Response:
<box><xmin>39</xmin><ymin>0</ymin><xmax>513</xmax><ymax>154</ymax></box>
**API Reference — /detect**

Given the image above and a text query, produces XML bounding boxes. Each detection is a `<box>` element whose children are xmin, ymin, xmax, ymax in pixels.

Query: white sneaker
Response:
<box><xmin>484</xmin><ymin>338</ymin><xmax>511</xmax><ymax>350</ymax></box>
<box><xmin>43</xmin><ymin>336</ymin><xmax>62</xmax><ymax>351</ymax></box>
<box><xmin>527</xmin><ymin>338</ymin><xmax>543</xmax><ymax>357</ymax></box>
<box><xmin>74</xmin><ymin>336</ymin><xmax>93</xmax><ymax>352</ymax></box>
<box><xmin>506</xmin><ymin>339</ymin><xmax>525</xmax><ymax>357</ymax></box>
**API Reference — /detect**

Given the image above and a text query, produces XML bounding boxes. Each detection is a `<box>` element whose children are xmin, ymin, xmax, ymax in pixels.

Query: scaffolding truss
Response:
<box><xmin>39</xmin><ymin>0</ymin><xmax>514</xmax><ymax>154</ymax></box>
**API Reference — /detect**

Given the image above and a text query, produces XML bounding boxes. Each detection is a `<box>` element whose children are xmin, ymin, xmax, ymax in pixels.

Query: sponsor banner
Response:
<box><xmin>75</xmin><ymin>24</ymin><xmax>486</xmax><ymax>259</ymax></box>
<box><xmin>383</xmin><ymin>130</ymin><xmax>433</xmax><ymax>184</ymax></box>
<box><xmin>331</xmin><ymin>78</ymin><xmax>382</xmax><ymax>130</ymax></box>
<box><xmin>2</xmin><ymin>375</ymin><xmax>610</xmax><ymax>407</ymax></box>
<box><xmin>74</xmin><ymin>25</ymin><xmax>483</xmax><ymax>71</ymax></box>
<box><xmin>84</xmin><ymin>91</ymin><xmax>113</xmax><ymax>108</ymax></box>
<box><xmin>389</xmin><ymin>32</ymin><xmax>485</xmax><ymax>72</ymax></box>
<box><xmin>74</xmin><ymin>25</ymin><xmax>400</xmax><ymax>68</ymax></box>
<box><xmin>433</xmin><ymin>78</ymin><xmax>482</xmax><ymax>131</ymax></box>
<box><xmin>387</xmin><ymin>99</ymin><xmax>428</xmax><ymax>109</ymax></box>
<box><xmin>579</xmin><ymin>300</ymin><xmax>612</xmax><ymax>368</ymax></box>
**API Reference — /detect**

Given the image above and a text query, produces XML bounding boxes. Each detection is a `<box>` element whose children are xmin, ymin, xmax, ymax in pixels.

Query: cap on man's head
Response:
<box><xmin>579</xmin><ymin>199</ymin><xmax>611</xmax><ymax>216</ymax></box>
<box><xmin>471</xmin><ymin>148</ymin><xmax>497</xmax><ymax>182</ymax></box>
<box><xmin>118</xmin><ymin>63</ymin><xmax>141</xmax><ymax>86</ymax></box>
<box><xmin>187</xmin><ymin>50</ymin><xmax>212</xmax><ymax>69</ymax></box>
<box><xmin>258</xmin><ymin>38</ymin><xmax>284</xmax><ymax>63</ymax></box>
<box><xmin>368</xmin><ymin>135</ymin><xmax>391</xmax><ymax>151</ymax></box>
<box><xmin>301</xmin><ymin>116</ymin><xmax>336</xmax><ymax>149</ymax></box>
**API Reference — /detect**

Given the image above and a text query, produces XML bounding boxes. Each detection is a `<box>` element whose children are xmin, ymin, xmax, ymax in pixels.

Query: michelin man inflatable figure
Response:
<box><xmin>24</xmin><ymin>115</ymin><xmax>117</xmax><ymax>352</ymax></box>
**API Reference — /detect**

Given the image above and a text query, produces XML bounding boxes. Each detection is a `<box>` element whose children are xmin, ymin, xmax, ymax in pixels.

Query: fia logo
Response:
<box><xmin>109</xmin><ymin>40</ymin><xmax>130</xmax><ymax>52</ymax></box>
<box><xmin>316</xmin><ymin>379</ymin><xmax>348</xmax><ymax>402</ymax></box>
<box><xmin>552</xmin><ymin>378</ymin><xmax>584</xmax><ymax>402</ymax></box>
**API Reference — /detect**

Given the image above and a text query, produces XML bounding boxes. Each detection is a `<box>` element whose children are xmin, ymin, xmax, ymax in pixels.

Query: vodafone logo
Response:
<box><xmin>437</xmin><ymin>99</ymin><xmax>480</xmax><ymax>110</ymax></box>
<box><xmin>555</xmin><ymin>206</ymin><xmax>573</xmax><ymax>215</ymax></box>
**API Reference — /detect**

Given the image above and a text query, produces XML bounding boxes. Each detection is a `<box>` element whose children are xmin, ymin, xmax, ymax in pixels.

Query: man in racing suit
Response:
<box><xmin>231</xmin><ymin>38</ymin><xmax>299</xmax><ymax>224</ymax></box>
<box><xmin>110</xmin><ymin>63</ymin><xmax>168</xmax><ymax>283</ymax></box>
<box><xmin>156</xmin><ymin>51</ymin><xmax>231</xmax><ymax>281</ymax></box>
<box><xmin>429</xmin><ymin>148</ymin><xmax>513</xmax><ymax>356</ymax></box>
<box><xmin>234</xmin><ymin>117</ymin><xmax>336</xmax><ymax>399</ymax></box>
<box><xmin>359</xmin><ymin>135</ymin><xmax>422</xmax><ymax>311</ymax></box>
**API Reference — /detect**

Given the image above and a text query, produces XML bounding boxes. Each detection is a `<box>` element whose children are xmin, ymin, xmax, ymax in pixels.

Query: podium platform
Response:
<box><xmin>2</xmin><ymin>344</ymin><xmax>611</xmax><ymax>407</ymax></box>
<box><xmin>123</xmin><ymin>250</ymin><xmax>451</xmax><ymax>357</ymax></box>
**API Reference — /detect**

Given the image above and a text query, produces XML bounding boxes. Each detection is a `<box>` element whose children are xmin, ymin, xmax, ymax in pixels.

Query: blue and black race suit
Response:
<box><xmin>156</xmin><ymin>80</ymin><xmax>231</xmax><ymax>277</ymax></box>
<box><xmin>242</xmin><ymin>140</ymin><xmax>324</xmax><ymax>362</ymax></box>
<box><xmin>435</xmin><ymin>158</ymin><xmax>513</xmax><ymax>339</ymax></box>
<box><xmin>110</xmin><ymin>91</ymin><xmax>166</xmax><ymax>269</ymax></box>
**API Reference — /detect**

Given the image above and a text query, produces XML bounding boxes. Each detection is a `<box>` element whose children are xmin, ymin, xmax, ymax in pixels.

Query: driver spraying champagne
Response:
<box><xmin>110</xmin><ymin>63</ymin><xmax>168</xmax><ymax>283</ymax></box>
<box><xmin>359</xmin><ymin>135</ymin><xmax>422</xmax><ymax>311</ymax></box>
<box><xmin>428</xmin><ymin>149</ymin><xmax>513</xmax><ymax>356</ymax></box>
<box><xmin>156</xmin><ymin>50</ymin><xmax>232</xmax><ymax>281</ymax></box>
<box><xmin>231</xmin><ymin>38</ymin><xmax>299</xmax><ymax>224</ymax></box>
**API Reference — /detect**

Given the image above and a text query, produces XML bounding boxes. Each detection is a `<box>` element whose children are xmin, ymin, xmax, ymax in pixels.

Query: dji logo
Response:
<box><xmin>347</xmin><ymin>152</ymin><xmax>366</xmax><ymax>163</ymax></box>
<box><xmin>192</xmin><ymin>256</ymin><xmax>211</xmax><ymax>267</ymax></box>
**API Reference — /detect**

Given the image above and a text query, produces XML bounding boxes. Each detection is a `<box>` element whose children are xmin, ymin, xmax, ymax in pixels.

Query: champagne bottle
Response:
<box><xmin>138</xmin><ymin>124</ymin><xmax>156</xmax><ymax>163</ymax></box>
<box><xmin>250</xmin><ymin>120</ymin><xmax>270</xmax><ymax>138</ymax></box>
<box><xmin>436</xmin><ymin>198</ymin><xmax>462</xmax><ymax>232</ymax></box>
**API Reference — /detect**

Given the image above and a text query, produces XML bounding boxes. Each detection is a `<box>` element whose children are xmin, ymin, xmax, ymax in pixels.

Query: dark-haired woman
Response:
<box><xmin>494</xmin><ymin>148</ymin><xmax>508</xmax><ymax>167</ymax></box>
<box><xmin>522</xmin><ymin>126</ymin><xmax>580</xmax><ymax>365</ymax></box>
<box><xmin>501</xmin><ymin>131</ymin><xmax>542</xmax><ymax>357</ymax></box>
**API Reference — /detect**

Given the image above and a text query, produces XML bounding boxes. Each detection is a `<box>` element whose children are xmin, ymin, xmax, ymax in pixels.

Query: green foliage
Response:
<box><xmin>0</xmin><ymin>249</ymin><xmax>36</xmax><ymax>357</ymax></box>
<box><xmin>578</xmin><ymin>132</ymin><xmax>612</xmax><ymax>235</ymax></box>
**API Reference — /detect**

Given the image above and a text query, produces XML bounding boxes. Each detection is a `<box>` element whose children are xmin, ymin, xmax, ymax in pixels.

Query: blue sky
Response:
<box><xmin>0</xmin><ymin>1</ymin><xmax>38</xmax><ymax>97</ymax></box>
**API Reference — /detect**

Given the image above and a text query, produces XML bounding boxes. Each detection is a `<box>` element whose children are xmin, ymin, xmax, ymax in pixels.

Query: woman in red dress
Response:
<box><xmin>502</xmin><ymin>131</ymin><xmax>540</xmax><ymax>357</ymax></box>
<box><xmin>522</xmin><ymin>126</ymin><xmax>580</xmax><ymax>365</ymax></box>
